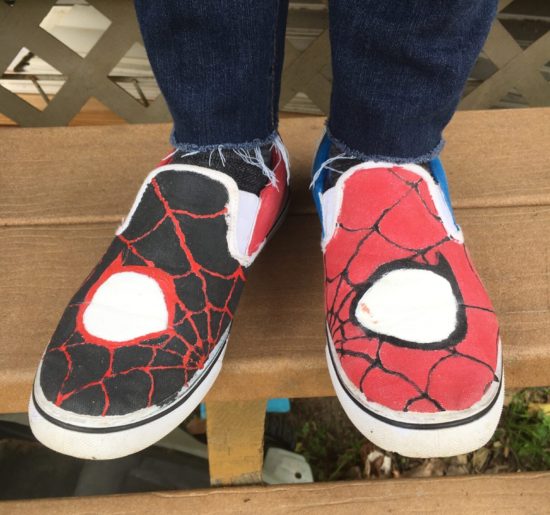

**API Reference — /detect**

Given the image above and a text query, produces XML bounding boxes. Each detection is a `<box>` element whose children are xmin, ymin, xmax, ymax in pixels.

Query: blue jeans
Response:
<box><xmin>134</xmin><ymin>0</ymin><xmax>497</xmax><ymax>162</ymax></box>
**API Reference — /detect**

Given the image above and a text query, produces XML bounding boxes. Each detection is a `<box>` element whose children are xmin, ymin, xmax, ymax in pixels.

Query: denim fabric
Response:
<box><xmin>327</xmin><ymin>0</ymin><xmax>498</xmax><ymax>161</ymax></box>
<box><xmin>134</xmin><ymin>0</ymin><xmax>496</xmax><ymax>160</ymax></box>
<box><xmin>134</xmin><ymin>0</ymin><xmax>288</xmax><ymax>150</ymax></box>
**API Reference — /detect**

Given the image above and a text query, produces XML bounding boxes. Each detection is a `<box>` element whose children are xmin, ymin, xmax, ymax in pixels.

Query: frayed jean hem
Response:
<box><xmin>169</xmin><ymin>128</ymin><xmax>279</xmax><ymax>153</ymax></box>
<box><xmin>325</xmin><ymin>125</ymin><xmax>445</xmax><ymax>164</ymax></box>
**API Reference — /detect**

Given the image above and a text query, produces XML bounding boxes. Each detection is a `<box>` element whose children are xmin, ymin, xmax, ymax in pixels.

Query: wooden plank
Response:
<box><xmin>1</xmin><ymin>109</ymin><xmax>550</xmax><ymax>226</ymax></box>
<box><xmin>2</xmin><ymin>472</ymin><xmax>550</xmax><ymax>514</ymax></box>
<box><xmin>206</xmin><ymin>399</ymin><xmax>267</xmax><ymax>486</ymax></box>
<box><xmin>1</xmin><ymin>203</ymin><xmax>549</xmax><ymax>412</ymax></box>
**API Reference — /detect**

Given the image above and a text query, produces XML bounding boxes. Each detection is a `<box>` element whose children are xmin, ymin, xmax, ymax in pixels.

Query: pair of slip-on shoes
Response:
<box><xmin>29</xmin><ymin>134</ymin><xmax>502</xmax><ymax>459</ymax></box>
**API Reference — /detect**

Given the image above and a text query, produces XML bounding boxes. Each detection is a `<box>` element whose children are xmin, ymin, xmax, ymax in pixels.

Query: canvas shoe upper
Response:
<box><xmin>29</xmin><ymin>141</ymin><xmax>289</xmax><ymax>459</ymax></box>
<box><xmin>312</xmin><ymin>134</ymin><xmax>503</xmax><ymax>457</ymax></box>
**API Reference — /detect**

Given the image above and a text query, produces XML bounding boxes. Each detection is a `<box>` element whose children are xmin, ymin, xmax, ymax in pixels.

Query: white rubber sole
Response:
<box><xmin>326</xmin><ymin>345</ymin><xmax>504</xmax><ymax>458</ymax></box>
<box><xmin>29</xmin><ymin>341</ymin><xmax>227</xmax><ymax>460</ymax></box>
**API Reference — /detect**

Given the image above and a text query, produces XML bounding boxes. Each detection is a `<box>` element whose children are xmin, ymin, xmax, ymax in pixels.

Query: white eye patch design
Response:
<box><xmin>83</xmin><ymin>271</ymin><xmax>169</xmax><ymax>342</ymax></box>
<box><xmin>354</xmin><ymin>268</ymin><xmax>459</xmax><ymax>345</ymax></box>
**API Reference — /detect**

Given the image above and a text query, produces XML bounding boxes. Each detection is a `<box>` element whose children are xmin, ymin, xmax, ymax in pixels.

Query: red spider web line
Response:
<box><xmin>51</xmin><ymin>175</ymin><xmax>246</xmax><ymax>414</ymax></box>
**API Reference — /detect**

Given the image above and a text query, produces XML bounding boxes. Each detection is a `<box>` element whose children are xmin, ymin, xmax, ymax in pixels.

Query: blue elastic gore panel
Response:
<box><xmin>311</xmin><ymin>133</ymin><xmax>333</xmax><ymax>236</ymax></box>
<box><xmin>429</xmin><ymin>157</ymin><xmax>457</xmax><ymax>225</ymax></box>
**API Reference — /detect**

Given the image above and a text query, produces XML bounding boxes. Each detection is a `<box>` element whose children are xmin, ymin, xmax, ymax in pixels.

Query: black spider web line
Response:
<box><xmin>325</xmin><ymin>167</ymin><xmax>499</xmax><ymax>413</ymax></box>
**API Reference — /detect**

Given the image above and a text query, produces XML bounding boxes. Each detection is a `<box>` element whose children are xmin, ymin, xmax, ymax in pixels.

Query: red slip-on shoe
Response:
<box><xmin>29</xmin><ymin>140</ymin><xmax>289</xmax><ymax>459</ymax></box>
<box><xmin>312</xmin><ymin>136</ymin><xmax>503</xmax><ymax>457</ymax></box>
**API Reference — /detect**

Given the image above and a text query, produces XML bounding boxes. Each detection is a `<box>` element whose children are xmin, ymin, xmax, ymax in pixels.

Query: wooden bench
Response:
<box><xmin>1</xmin><ymin>109</ymin><xmax>549</xmax><ymax>509</ymax></box>
<box><xmin>3</xmin><ymin>472</ymin><xmax>550</xmax><ymax>514</ymax></box>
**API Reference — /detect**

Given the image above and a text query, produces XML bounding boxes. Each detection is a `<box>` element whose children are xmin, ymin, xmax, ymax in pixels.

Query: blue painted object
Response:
<box><xmin>428</xmin><ymin>157</ymin><xmax>457</xmax><ymax>224</ymax></box>
<box><xmin>266</xmin><ymin>398</ymin><xmax>291</xmax><ymax>413</ymax></box>
<box><xmin>311</xmin><ymin>133</ymin><xmax>332</xmax><ymax>234</ymax></box>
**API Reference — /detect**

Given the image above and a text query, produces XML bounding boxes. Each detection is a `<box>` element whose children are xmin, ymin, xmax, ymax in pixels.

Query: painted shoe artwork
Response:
<box><xmin>312</xmin><ymin>134</ymin><xmax>503</xmax><ymax>458</ymax></box>
<box><xmin>29</xmin><ymin>139</ymin><xmax>289</xmax><ymax>459</ymax></box>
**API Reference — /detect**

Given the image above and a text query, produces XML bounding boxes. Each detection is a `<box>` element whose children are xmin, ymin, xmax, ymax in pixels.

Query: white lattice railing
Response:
<box><xmin>0</xmin><ymin>0</ymin><xmax>548</xmax><ymax>126</ymax></box>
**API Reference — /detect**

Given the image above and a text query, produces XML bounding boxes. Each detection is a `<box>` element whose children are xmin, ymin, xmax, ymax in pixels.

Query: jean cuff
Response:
<box><xmin>169</xmin><ymin>128</ymin><xmax>279</xmax><ymax>153</ymax></box>
<box><xmin>325</xmin><ymin>125</ymin><xmax>445</xmax><ymax>164</ymax></box>
<box><xmin>168</xmin><ymin>128</ymin><xmax>289</xmax><ymax>188</ymax></box>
